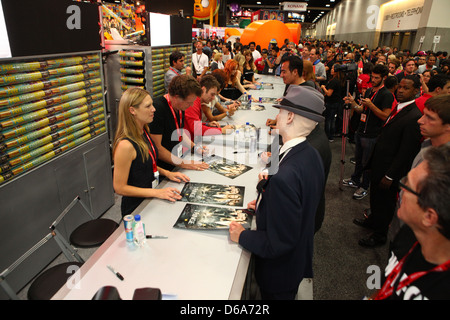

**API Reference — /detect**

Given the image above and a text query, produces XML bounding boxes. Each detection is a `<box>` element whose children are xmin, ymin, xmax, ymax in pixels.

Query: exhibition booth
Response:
<box><xmin>0</xmin><ymin>0</ymin><xmax>302</xmax><ymax>300</ymax></box>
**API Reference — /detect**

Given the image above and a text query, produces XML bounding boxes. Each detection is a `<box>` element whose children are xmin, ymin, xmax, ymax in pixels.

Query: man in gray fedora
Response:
<box><xmin>229</xmin><ymin>85</ymin><xmax>326</xmax><ymax>299</ymax></box>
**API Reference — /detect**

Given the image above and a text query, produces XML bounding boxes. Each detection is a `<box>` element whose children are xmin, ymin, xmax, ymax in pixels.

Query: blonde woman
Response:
<box><xmin>113</xmin><ymin>88</ymin><xmax>189</xmax><ymax>217</ymax></box>
<box><xmin>210</xmin><ymin>52</ymin><xmax>224</xmax><ymax>71</ymax></box>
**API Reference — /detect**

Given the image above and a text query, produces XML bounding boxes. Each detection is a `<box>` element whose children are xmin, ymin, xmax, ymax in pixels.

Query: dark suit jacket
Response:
<box><xmin>239</xmin><ymin>141</ymin><xmax>325</xmax><ymax>293</ymax></box>
<box><xmin>307</xmin><ymin>125</ymin><xmax>332</xmax><ymax>233</ymax></box>
<box><xmin>368</xmin><ymin>101</ymin><xmax>422</xmax><ymax>183</ymax></box>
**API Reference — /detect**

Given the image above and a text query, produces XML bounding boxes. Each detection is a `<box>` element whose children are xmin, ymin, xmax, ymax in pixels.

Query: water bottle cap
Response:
<box><xmin>246</xmin><ymin>122</ymin><xmax>249</xmax><ymax>125</ymax></box>
<box><xmin>134</xmin><ymin>214</ymin><xmax>141</xmax><ymax>221</ymax></box>
<box><xmin>236</xmin><ymin>129</ymin><xmax>239</xmax><ymax>133</ymax></box>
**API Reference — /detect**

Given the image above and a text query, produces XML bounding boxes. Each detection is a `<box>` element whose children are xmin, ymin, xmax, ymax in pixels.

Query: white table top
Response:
<box><xmin>52</xmin><ymin>74</ymin><xmax>286</xmax><ymax>300</ymax></box>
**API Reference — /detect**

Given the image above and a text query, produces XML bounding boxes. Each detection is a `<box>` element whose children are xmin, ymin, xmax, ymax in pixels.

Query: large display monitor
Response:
<box><xmin>0</xmin><ymin>0</ymin><xmax>11</xmax><ymax>58</ymax></box>
<box><xmin>149</xmin><ymin>12</ymin><xmax>171</xmax><ymax>47</ymax></box>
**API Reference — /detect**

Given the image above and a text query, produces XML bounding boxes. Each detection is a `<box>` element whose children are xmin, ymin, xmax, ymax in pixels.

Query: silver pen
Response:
<box><xmin>107</xmin><ymin>265</ymin><xmax>124</xmax><ymax>281</ymax></box>
<box><xmin>146</xmin><ymin>235</ymin><xmax>168</xmax><ymax>239</ymax></box>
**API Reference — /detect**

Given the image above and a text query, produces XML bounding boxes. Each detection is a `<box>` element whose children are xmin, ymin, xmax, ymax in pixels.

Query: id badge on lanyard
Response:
<box><xmin>177</xmin><ymin>144</ymin><xmax>183</xmax><ymax>158</ymax></box>
<box><xmin>360</xmin><ymin>113</ymin><xmax>367</xmax><ymax>122</ymax></box>
<box><xmin>144</xmin><ymin>131</ymin><xmax>159</xmax><ymax>188</ymax></box>
<box><xmin>152</xmin><ymin>171</ymin><xmax>159</xmax><ymax>189</ymax></box>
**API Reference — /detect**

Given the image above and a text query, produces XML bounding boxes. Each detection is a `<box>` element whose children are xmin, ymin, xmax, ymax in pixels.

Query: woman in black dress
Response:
<box><xmin>112</xmin><ymin>88</ymin><xmax>189</xmax><ymax>217</ymax></box>
<box><xmin>241</xmin><ymin>49</ymin><xmax>260</xmax><ymax>89</ymax></box>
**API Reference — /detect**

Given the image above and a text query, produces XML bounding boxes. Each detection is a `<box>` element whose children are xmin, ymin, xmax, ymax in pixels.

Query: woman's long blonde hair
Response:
<box><xmin>113</xmin><ymin>87</ymin><xmax>151</xmax><ymax>161</ymax></box>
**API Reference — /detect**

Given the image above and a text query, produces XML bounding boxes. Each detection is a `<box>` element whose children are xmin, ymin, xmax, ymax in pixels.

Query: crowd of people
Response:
<box><xmin>111</xmin><ymin>35</ymin><xmax>450</xmax><ymax>300</ymax></box>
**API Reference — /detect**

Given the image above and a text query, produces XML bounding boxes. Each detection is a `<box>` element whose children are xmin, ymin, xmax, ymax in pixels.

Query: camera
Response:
<box><xmin>334</xmin><ymin>60</ymin><xmax>358</xmax><ymax>73</ymax></box>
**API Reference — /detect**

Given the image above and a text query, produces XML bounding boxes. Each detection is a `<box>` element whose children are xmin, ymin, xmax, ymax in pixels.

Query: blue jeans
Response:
<box><xmin>324</xmin><ymin>102</ymin><xmax>341</xmax><ymax>140</ymax></box>
<box><xmin>351</xmin><ymin>132</ymin><xmax>377</xmax><ymax>190</ymax></box>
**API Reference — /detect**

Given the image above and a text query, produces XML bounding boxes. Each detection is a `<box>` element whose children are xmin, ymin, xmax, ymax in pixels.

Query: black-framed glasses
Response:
<box><xmin>399</xmin><ymin>176</ymin><xmax>421</xmax><ymax>197</ymax></box>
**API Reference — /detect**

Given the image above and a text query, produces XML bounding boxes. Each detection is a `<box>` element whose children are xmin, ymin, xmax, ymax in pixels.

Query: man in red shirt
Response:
<box><xmin>415</xmin><ymin>74</ymin><xmax>450</xmax><ymax>113</ymax></box>
<box><xmin>184</xmin><ymin>75</ymin><xmax>234</xmax><ymax>139</ymax></box>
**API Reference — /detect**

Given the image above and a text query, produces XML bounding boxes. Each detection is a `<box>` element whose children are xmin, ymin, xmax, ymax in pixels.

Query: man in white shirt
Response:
<box><xmin>249</xmin><ymin>41</ymin><xmax>261</xmax><ymax>61</ymax></box>
<box><xmin>192</xmin><ymin>41</ymin><xmax>209</xmax><ymax>80</ymax></box>
<box><xmin>417</xmin><ymin>55</ymin><xmax>437</xmax><ymax>74</ymax></box>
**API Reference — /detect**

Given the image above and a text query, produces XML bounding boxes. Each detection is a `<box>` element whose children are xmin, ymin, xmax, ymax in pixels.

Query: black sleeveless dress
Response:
<box><xmin>221</xmin><ymin>81</ymin><xmax>242</xmax><ymax>100</ymax></box>
<box><xmin>242</xmin><ymin>65</ymin><xmax>254</xmax><ymax>83</ymax></box>
<box><xmin>120</xmin><ymin>134</ymin><xmax>158</xmax><ymax>217</ymax></box>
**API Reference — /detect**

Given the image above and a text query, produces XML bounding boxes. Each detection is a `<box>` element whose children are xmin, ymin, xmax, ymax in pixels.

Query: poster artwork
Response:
<box><xmin>173</xmin><ymin>203</ymin><xmax>251</xmax><ymax>230</ymax></box>
<box><xmin>203</xmin><ymin>155</ymin><xmax>252</xmax><ymax>179</ymax></box>
<box><xmin>180</xmin><ymin>182</ymin><xmax>245</xmax><ymax>207</ymax></box>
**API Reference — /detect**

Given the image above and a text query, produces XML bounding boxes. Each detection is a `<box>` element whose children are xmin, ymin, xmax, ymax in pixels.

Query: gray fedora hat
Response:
<box><xmin>273</xmin><ymin>85</ymin><xmax>325</xmax><ymax>122</ymax></box>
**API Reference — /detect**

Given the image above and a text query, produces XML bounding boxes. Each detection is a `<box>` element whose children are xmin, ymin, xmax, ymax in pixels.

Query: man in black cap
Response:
<box><xmin>229</xmin><ymin>85</ymin><xmax>326</xmax><ymax>300</ymax></box>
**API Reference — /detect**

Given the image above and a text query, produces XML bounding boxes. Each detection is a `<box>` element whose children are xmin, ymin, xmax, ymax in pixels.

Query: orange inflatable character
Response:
<box><xmin>194</xmin><ymin>0</ymin><xmax>218</xmax><ymax>20</ymax></box>
<box><xmin>240</xmin><ymin>20</ymin><xmax>291</xmax><ymax>51</ymax></box>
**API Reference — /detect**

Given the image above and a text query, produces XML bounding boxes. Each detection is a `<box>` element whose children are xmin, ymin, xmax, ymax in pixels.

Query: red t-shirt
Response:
<box><xmin>415</xmin><ymin>93</ymin><xmax>432</xmax><ymax>113</ymax></box>
<box><xmin>254</xmin><ymin>57</ymin><xmax>265</xmax><ymax>72</ymax></box>
<box><xmin>357</xmin><ymin>74</ymin><xmax>372</xmax><ymax>94</ymax></box>
<box><xmin>184</xmin><ymin>97</ymin><xmax>221</xmax><ymax>139</ymax></box>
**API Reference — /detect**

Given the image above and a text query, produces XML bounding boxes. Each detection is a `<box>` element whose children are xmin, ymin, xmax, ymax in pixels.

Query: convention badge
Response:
<box><xmin>177</xmin><ymin>144</ymin><xmax>183</xmax><ymax>158</ymax></box>
<box><xmin>360</xmin><ymin>113</ymin><xmax>367</xmax><ymax>122</ymax></box>
<box><xmin>152</xmin><ymin>171</ymin><xmax>160</xmax><ymax>189</ymax></box>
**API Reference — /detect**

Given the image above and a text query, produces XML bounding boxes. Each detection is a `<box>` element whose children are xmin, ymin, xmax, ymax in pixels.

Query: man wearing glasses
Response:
<box><xmin>389</xmin><ymin>94</ymin><xmax>450</xmax><ymax>241</ymax></box>
<box><xmin>370</xmin><ymin>144</ymin><xmax>450</xmax><ymax>300</ymax></box>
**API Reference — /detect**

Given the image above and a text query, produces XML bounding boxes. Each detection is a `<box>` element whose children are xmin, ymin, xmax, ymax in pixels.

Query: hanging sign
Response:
<box><xmin>282</xmin><ymin>2</ymin><xmax>308</xmax><ymax>12</ymax></box>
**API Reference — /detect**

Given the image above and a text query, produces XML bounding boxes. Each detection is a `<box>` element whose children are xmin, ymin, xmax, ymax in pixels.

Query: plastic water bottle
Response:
<box><xmin>234</xmin><ymin>129</ymin><xmax>240</xmax><ymax>149</ymax></box>
<box><xmin>244</xmin><ymin>122</ymin><xmax>250</xmax><ymax>141</ymax></box>
<box><xmin>133</xmin><ymin>214</ymin><xmax>146</xmax><ymax>247</ymax></box>
<box><xmin>250</xmin><ymin>131</ymin><xmax>257</xmax><ymax>153</ymax></box>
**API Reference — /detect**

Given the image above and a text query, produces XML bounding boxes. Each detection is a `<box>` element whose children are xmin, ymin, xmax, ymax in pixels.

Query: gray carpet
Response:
<box><xmin>313</xmin><ymin>134</ymin><xmax>389</xmax><ymax>300</ymax></box>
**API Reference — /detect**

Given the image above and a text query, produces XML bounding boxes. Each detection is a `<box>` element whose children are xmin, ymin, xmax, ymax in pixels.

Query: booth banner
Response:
<box><xmin>259</xmin><ymin>10</ymin><xmax>286</xmax><ymax>23</ymax></box>
<box><xmin>282</xmin><ymin>2</ymin><xmax>307</xmax><ymax>12</ymax></box>
<box><xmin>379</xmin><ymin>0</ymin><xmax>424</xmax><ymax>32</ymax></box>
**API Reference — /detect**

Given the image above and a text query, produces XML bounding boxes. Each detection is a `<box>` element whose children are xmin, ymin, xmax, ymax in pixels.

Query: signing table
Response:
<box><xmin>52</xmin><ymin>75</ymin><xmax>285</xmax><ymax>300</ymax></box>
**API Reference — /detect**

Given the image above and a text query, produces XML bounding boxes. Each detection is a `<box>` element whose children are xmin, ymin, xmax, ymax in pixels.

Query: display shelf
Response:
<box><xmin>118</xmin><ymin>49</ymin><xmax>146</xmax><ymax>91</ymax></box>
<box><xmin>0</xmin><ymin>53</ymin><xmax>106</xmax><ymax>185</ymax></box>
<box><xmin>150</xmin><ymin>43</ymin><xmax>192</xmax><ymax>97</ymax></box>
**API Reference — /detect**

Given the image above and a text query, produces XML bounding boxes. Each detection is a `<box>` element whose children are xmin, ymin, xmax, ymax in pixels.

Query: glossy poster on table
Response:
<box><xmin>180</xmin><ymin>182</ymin><xmax>245</xmax><ymax>207</ymax></box>
<box><xmin>203</xmin><ymin>155</ymin><xmax>252</xmax><ymax>179</ymax></box>
<box><xmin>173</xmin><ymin>203</ymin><xmax>251</xmax><ymax>230</ymax></box>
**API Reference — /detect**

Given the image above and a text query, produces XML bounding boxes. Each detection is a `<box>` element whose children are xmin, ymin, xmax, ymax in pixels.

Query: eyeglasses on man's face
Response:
<box><xmin>399</xmin><ymin>176</ymin><xmax>421</xmax><ymax>198</ymax></box>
